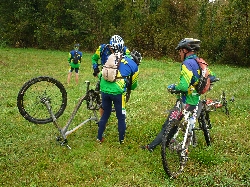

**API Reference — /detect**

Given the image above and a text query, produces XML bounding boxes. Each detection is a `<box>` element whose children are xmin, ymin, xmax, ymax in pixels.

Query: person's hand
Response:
<box><xmin>93</xmin><ymin>68</ymin><xmax>100</xmax><ymax>77</ymax></box>
<box><xmin>167</xmin><ymin>84</ymin><xmax>176</xmax><ymax>93</ymax></box>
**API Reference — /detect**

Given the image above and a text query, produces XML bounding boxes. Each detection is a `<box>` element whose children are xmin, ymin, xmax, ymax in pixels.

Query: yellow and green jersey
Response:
<box><xmin>175</xmin><ymin>54</ymin><xmax>216</xmax><ymax>105</ymax></box>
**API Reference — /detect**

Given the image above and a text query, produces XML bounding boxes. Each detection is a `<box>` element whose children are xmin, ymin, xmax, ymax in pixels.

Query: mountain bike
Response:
<box><xmin>17</xmin><ymin>76</ymin><xmax>101</xmax><ymax>149</ymax></box>
<box><xmin>161</xmin><ymin>79</ymin><xmax>230</xmax><ymax>178</ymax></box>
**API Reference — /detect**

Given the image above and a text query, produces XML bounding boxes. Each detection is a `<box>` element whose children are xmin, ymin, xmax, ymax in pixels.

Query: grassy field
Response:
<box><xmin>0</xmin><ymin>47</ymin><xmax>249</xmax><ymax>187</ymax></box>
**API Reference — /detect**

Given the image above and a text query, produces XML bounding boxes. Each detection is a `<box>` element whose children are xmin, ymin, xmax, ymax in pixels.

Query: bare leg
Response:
<box><xmin>67</xmin><ymin>72</ymin><xmax>72</xmax><ymax>84</ymax></box>
<box><xmin>75</xmin><ymin>73</ymin><xmax>79</xmax><ymax>84</ymax></box>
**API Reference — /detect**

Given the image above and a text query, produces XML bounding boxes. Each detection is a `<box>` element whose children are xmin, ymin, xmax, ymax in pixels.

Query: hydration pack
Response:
<box><xmin>73</xmin><ymin>51</ymin><xmax>79</xmax><ymax>64</ymax></box>
<box><xmin>102</xmin><ymin>54</ymin><xmax>122</xmax><ymax>82</ymax></box>
<box><xmin>195</xmin><ymin>58</ymin><xmax>211</xmax><ymax>94</ymax></box>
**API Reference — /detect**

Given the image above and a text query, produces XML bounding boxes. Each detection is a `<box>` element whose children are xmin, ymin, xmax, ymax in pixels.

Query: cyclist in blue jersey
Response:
<box><xmin>141</xmin><ymin>38</ymin><xmax>216</xmax><ymax>152</ymax></box>
<box><xmin>67</xmin><ymin>44</ymin><xmax>83</xmax><ymax>85</ymax></box>
<box><xmin>91</xmin><ymin>35</ymin><xmax>131</xmax><ymax>77</ymax></box>
<box><xmin>96</xmin><ymin>47</ymin><xmax>141</xmax><ymax>144</ymax></box>
<box><xmin>91</xmin><ymin>35</ymin><xmax>131</xmax><ymax>116</ymax></box>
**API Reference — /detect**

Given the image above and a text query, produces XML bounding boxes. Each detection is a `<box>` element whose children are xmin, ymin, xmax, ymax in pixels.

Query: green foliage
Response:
<box><xmin>1</xmin><ymin>48</ymin><xmax>250</xmax><ymax>186</ymax></box>
<box><xmin>1</xmin><ymin>0</ymin><xmax>250</xmax><ymax>65</ymax></box>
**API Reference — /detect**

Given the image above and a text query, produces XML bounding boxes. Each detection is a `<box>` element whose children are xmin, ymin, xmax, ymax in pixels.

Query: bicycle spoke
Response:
<box><xmin>17</xmin><ymin>76</ymin><xmax>67</xmax><ymax>124</ymax></box>
<box><xmin>162</xmin><ymin>124</ymin><xmax>189</xmax><ymax>178</ymax></box>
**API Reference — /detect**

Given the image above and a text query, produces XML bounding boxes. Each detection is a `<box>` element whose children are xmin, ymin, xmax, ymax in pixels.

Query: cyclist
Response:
<box><xmin>92</xmin><ymin>35</ymin><xmax>131</xmax><ymax>77</ymax></box>
<box><xmin>91</xmin><ymin>35</ymin><xmax>131</xmax><ymax>116</ymax></box>
<box><xmin>67</xmin><ymin>44</ymin><xmax>83</xmax><ymax>85</ymax></box>
<box><xmin>96</xmin><ymin>40</ymin><xmax>141</xmax><ymax>144</ymax></box>
<box><xmin>141</xmin><ymin>38</ymin><xmax>216</xmax><ymax>152</ymax></box>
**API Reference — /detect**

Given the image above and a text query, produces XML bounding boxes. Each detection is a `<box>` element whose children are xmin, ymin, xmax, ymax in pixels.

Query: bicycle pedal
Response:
<box><xmin>56</xmin><ymin>136</ymin><xmax>63</xmax><ymax>141</ymax></box>
<box><xmin>60</xmin><ymin>139</ymin><xmax>68</xmax><ymax>145</ymax></box>
<box><xmin>60</xmin><ymin>140</ymin><xmax>71</xmax><ymax>149</ymax></box>
<box><xmin>66</xmin><ymin>145</ymin><xmax>71</xmax><ymax>149</ymax></box>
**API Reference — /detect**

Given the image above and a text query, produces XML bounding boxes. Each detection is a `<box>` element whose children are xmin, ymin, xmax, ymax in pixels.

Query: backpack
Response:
<box><xmin>194</xmin><ymin>58</ymin><xmax>211</xmax><ymax>94</ymax></box>
<box><xmin>102</xmin><ymin>54</ymin><xmax>122</xmax><ymax>82</ymax></box>
<box><xmin>72</xmin><ymin>51</ymin><xmax>79</xmax><ymax>64</ymax></box>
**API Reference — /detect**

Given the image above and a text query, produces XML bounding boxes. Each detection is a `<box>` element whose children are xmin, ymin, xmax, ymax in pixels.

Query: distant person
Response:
<box><xmin>67</xmin><ymin>44</ymin><xmax>83</xmax><ymax>85</ymax></box>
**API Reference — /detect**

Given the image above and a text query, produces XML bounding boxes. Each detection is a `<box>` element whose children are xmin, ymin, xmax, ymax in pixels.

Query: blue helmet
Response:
<box><xmin>109</xmin><ymin>35</ymin><xmax>124</xmax><ymax>53</ymax></box>
<box><xmin>74</xmin><ymin>44</ymin><xmax>80</xmax><ymax>51</ymax></box>
<box><xmin>74</xmin><ymin>43</ymin><xmax>80</xmax><ymax>47</ymax></box>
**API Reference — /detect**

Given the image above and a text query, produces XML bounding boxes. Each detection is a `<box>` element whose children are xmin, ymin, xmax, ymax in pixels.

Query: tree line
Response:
<box><xmin>0</xmin><ymin>0</ymin><xmax>249</xmax><ymax>66</ymax></box>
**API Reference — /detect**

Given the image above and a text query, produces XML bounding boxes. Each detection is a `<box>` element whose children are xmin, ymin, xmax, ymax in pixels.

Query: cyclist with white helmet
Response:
<box><xmin>92</xmin><ymin>35</ymin><xmax>131</xmax><ymax>117</ymax></box>
<box><xmin>91</xmin><ymin>35</ymin><xmax>130</xmax><ymax>77</ymax></box>
<box><xmin>96</xmin><ymin>38</ymin><xmax>142</xmax><ymax>144</ymax></box>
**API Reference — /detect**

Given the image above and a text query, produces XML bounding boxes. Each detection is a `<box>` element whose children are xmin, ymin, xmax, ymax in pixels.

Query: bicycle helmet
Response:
<box><xmin>110</xmin><ymin>35</ymin><xmax>124</xmax><ymax>53</ymax></box>
<box><xmin>175</xmin><ymin>38</ymin><xmax>201</xmax><ymax>51</ymax></box>
<box><xmin>131</xmin><ymin>50</ymin><xmax>142</xmax><ymax>65</ymax></box>
<box><xmin>74</xmin><ymin>43</ymin><xmax>80</xmax><ymax>47</ymax></box>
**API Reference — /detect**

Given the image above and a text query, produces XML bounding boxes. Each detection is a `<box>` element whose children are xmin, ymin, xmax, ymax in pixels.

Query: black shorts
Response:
<box><xmin>69</xmin><ymin>67</ymin><xmax>79</xmax><ymax>73</ymax></box>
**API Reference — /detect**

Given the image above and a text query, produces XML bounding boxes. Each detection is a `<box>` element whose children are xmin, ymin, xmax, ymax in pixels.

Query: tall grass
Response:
<box><xmin>0</xmin><ymin>47</ymin><xmax>249</xmax><ymax>186</ymax></box>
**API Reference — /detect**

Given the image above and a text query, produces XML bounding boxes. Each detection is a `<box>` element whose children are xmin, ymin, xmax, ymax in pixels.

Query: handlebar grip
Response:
<box><xmin>210</xmin><ymin>77</ymin><xmax>220</xmax><ymax>83</ymax></box>
<box><xmin>168</xmin><ymin>89</ymin><xmax>181</xmax><ymax>94</ymax></box>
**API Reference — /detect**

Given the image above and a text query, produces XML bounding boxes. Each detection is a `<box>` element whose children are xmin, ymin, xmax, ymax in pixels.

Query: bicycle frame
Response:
<box><xmin>45</xmin><ymin>81</ymin><xmax>100</xmax><ymax>149</ymax></box>
<box><xmin>203</xmin><ymin>91</ymin><xmax>229</xmax><ymax>115</ymax></box>
<box><xmin>166</xmin><ymin>94</ymin><xmax>196</xmax><ymax>159</ymax></box>
<box><xmin>162</xmin><ymin>91</ymin><xmax>209</xmax><ymax>178</ymax></box>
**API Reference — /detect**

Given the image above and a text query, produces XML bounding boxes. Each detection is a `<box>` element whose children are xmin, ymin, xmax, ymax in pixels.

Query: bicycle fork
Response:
<box><xmin>180</xmin><ymin>110</ymin><xmax>195</xmax><ymax>165</ymax></box>
<box><xmin>44</xmin><ymin>100</ymin><xmax>71</xmax><ymax>149</ymax></box>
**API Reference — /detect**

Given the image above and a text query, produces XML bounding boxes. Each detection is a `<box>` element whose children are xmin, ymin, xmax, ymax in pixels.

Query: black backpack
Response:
<box><xmin>73</xmin><ymin>51</ymin><xmax>79</xmax><ymax>64</ymax></box>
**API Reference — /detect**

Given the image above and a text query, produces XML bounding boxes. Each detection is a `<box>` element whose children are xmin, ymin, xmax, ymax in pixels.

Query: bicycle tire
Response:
<box><xmin>17</xmin><ymin>76</ymin><xmax>67</xmax><ymax>124</ymax></box>
<box><xmin>198</xmin><ymin>112</ymin><xmax>211</xmax><ymax>146</ymax></box>
<box><xmin>161</xmin><ymin>121</ymin><xmax>186</xmax><ymax>178</ymax></box>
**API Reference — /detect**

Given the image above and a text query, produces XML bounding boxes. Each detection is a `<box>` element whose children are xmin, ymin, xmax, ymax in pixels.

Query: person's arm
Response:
<box><xmin>175</xmin><ymin>64</ymin><xmax>192</xmax><ymax>92</ymax></box>
<box><xmin>125</xmin><ymin>66</ymin><xmax>138</xmax><ymax>102</ymax></box>
<box><xmin>92</xmin><ymin>46</ymin><xmax>102</xmax><ymax>76</ymax></box>
<box><xmin>130</xmin><ymin>68</ymin><xmax>139</xmax><ymax>90</ymax></box>
<box><xmin>68</xmin><ymin>52</ymin><xmax>72</xmax><ymax>63</ymax></box>
<box><xmin>92</xmin><ymin>45</ymin><xmax>102</xmax><ymax>70</ymax></box>
<box><xmin>79</xmin><ymin>51</ymin><xmax>83</xmax><ymax>63</ymax></box>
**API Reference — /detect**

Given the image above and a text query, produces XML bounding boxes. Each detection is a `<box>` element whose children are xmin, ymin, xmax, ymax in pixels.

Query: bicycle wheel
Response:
<box><xmin>17</xmin><ymin>76</ymin><xmax>67</xmax><ymax>124</ymax></box>
<box><xmin>161</xmin><ymin>120</ymin><xmax>189</xmax><ymax>178</ymax></box>
<box><xmin>198</xmin><ymin>111</ymin><xmax>211</xmax><ymax>146</ymax></box>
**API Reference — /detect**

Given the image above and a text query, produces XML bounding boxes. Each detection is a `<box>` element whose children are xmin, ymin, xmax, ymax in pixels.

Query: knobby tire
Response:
<box><xmin>17</xmin><ymin>76</ymin><xmax>67</xmax><ymax>124</ymax></box>
<box><xmin>161</xmin><ymin>123</ymin><xmax>180</xmax><ymax>178</ymax></box>
<box><xmin>198</xmin><ymin>111</ymin><xmax>211</xmax><ymax>146</ymax></box>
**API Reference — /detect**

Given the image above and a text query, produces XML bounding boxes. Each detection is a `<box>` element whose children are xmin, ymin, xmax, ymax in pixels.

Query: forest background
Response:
<box><xmin>0</xmin><ymin>0</ymin><xmax>250</xmax><ymax>66</ymax></box>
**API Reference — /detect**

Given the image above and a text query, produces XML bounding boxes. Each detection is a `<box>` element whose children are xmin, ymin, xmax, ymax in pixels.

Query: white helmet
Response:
<box><xmin>110</xmin><ymin>35</ymin><xmax>124</xmax><ymax>53</ymax></box>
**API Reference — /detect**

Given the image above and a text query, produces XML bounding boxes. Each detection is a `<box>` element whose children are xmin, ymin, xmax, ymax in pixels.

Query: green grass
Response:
<box><xmin>0</xmin><ymin>47</ymin><xmax>249</xmax><ymax>187</ymax></box>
